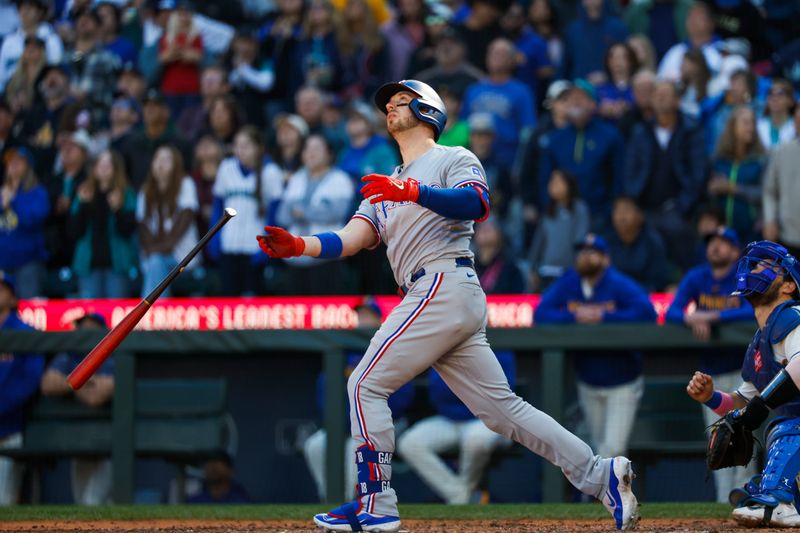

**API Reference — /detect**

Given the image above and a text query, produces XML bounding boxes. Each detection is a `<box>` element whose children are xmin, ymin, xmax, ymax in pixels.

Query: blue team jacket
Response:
<box><xmin>535</xmin><ymin>267</ymin><xmax>657</xmax><ymax>386</ymax></box>
<box><xmin>0</xmin><ymin>312</ymin><xmax>45</xmax><ymax>439</ymax></box>
<box><xmin>428</xmin><ymin>351</ymin><xmax>516</xmax><ymax>421</ymax></box>
<box><xmin>666</xmin><ymin>263</ymin><xmax>753</xmax><ymax>375</ymax></box>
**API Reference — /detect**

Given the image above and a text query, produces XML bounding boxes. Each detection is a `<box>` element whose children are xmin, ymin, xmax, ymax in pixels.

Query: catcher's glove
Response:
<box><xmin>706</xmin><ymin>396</ymin><xmax>768</xmax><ymax>470</ymax></box>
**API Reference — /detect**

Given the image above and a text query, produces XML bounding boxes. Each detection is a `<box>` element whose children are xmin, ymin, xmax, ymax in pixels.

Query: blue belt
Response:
<box><xmin>400</xmin><ymin>257</ymin><xmax>474</xmax><ymax>295</ymax></box>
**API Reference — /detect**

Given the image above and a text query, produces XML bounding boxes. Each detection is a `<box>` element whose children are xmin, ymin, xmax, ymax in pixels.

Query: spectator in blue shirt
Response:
<box><xmin>397</xmin><ymin>351</ymin><xmax>515</xmax><ymax>504</ymax></box>
<box><xmin>461</xmin><ymin>37</ymin><xmax>536</xmax><ymax>172</ymax></box>
<box><xmin>535</xmin><ymin>234</ymin><xmax>656</xmax><ymax>458</ymax></box>
<box><xmin>538</xmin><ymin>80</ymin><xmax>625</xmax><ymax>232</ymax></box>
<box><xmin>665</xmin><ymin>226</ymin><xmax>756</xmax><ymax>502</ymax></box>
<box><xmin>0</xmin><ymin>272</ymin><xmax>45</xmax><ymax>505</ymax></box>
<box><xmin>0</xmin><ymin>146</ymin><xmax>49</xmax><ymax>299</ymax></box>
<box><xmin>561</xmin><ymin>0</ymin><xmax>628</xmax><ymax>81</ymax></box>
<box><xmin>40</xmin><ymin>312</ymin><xmax>114</xmax><ymax>505</ymax></box>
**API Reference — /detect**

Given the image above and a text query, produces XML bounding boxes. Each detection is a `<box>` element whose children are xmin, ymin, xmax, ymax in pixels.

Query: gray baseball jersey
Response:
<box><xmin>342</xmin><ymin>143</ymin><xmax>615</xmax><ymax>519</ymax></box>
<box><xmin>353</xmin><ymin>145</ymin><xmax>487</xmax><ymax>286</ymax></box>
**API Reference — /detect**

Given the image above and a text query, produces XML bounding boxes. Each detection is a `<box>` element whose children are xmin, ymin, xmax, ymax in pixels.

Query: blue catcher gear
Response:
<box><xmin>374</xmin><ymin>80</ymin><xmax>448</xmax><ymax>141</ymax></box>
<box><xmin>733</xmin><ymin>241</ymin><xmax>800</xmax><ymax>297</ymax></box>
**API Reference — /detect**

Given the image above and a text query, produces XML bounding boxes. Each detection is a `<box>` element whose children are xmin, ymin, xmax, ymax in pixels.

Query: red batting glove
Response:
<box><xmin>256</xmin><ymin>226</ymin><xmax>306</xmax><ymax>258</ymax></box>
<box><xmin>360</xmin><ymin>174</ymin><xmax>420</xmax><ymax>204</ymax></box>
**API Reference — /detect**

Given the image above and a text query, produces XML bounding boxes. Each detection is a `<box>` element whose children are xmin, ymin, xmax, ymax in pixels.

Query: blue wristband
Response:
<box><xmin>703</xmin><ymin>390</ymin><xmax>722</xmax><ymax>409</ymax></box>
<box><xmin>313</xmin><ymin>231</ymin><xmax>343</xmax><ymax>259</ymax></box>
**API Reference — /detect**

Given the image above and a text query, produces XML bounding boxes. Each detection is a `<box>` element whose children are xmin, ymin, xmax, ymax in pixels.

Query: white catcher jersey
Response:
<box><xmin>354</xmin><ymin>145</ymin><xmax>488</xmax><ymax>287</ymax></box>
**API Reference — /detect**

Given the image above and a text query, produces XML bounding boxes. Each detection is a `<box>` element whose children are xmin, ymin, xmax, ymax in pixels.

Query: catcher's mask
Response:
<box><xmin>732</xmin><ymin>240</ymin><xmax>800</xmax><ymax>297</ymax></box>
<box><xmin>373</xmin><ymin>80</ymin><xmax>448</xmax><ymax>141</ymax></box>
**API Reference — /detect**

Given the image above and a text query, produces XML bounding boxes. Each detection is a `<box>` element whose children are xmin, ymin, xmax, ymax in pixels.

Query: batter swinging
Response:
<box><xmin>257</xmin><ymin>80</ymin><xmax>639</xmax><ymax>532</ymax></box>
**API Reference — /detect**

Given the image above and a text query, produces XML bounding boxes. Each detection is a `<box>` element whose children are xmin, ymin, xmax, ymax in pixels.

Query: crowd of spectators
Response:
<box><xmin>0</xmin><ymin>0</ymin><xmax>799</xmax><ymax>299</ymax></box>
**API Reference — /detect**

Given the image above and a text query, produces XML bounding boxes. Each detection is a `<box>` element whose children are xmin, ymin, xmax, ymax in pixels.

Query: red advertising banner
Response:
<box><xmin>17</xmin><ymin>294</ymin><xmax>676</xmax><ymax>331</ymax></box>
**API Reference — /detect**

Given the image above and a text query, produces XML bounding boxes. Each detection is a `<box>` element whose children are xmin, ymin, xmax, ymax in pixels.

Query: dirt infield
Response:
<box><xmin>0</xmin><ymin>519</ymin><xmax>791</xmax><ymax>532</ymax></box>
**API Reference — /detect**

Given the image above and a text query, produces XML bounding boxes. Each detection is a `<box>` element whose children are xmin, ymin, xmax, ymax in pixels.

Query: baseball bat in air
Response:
<box><xmin>67</xmin><ymin>207</ymin><xmax>238</xmax><ymax>390</ymax></box>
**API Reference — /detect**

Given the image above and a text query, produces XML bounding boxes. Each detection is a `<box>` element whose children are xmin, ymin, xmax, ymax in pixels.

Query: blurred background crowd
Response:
<box><xmin>1</xmin><ymin>0</ymin><xmax>799</xmax><ymax>300</ymax></box>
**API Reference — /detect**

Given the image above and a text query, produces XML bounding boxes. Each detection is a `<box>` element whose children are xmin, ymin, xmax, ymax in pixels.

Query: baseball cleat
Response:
<box><xmin>601</xmin><ymin>456</ymin><xmax>640</xmax><ymax>530</ymax></box>
<box><xmin>733</xmin><ymin>502</ymin><xmax>800</xmax><ymax>528</ymax></box>
<box><xmin>313</xmin><ymin>500</ymin><xmax>400</xmax><ymax>532</ymax></box>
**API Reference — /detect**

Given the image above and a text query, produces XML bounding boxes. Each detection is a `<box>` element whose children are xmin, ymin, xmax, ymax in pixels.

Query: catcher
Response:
<box><xmin>687</xmin><ymin>240</ymin><xmax>800</xmax><ymax>527</ymax></box>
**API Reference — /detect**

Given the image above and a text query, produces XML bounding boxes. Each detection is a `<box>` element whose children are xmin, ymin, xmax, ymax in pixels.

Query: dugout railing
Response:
<box><xmin>0</xmin><ymin>323</ymin><xmax>757</xmax><ymax>504</ymax></box>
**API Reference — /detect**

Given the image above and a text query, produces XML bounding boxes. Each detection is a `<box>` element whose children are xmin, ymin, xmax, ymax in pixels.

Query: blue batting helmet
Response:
<box><xmin>732</xmin><ymin>240</ymin><xmax>800</xmax><ymax>296</ymax></box>
<box><xmin>374</xmin><ymin>80</ymin><xmax>448</xmax><ymax>141</ymax></box>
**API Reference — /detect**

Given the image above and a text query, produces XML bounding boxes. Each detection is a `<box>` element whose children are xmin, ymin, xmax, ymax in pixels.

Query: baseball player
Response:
<box><xmin>687</xmin><ymin>240</ymin><xmax>800</xmax><ymax>527</ymax></box>
<box><xmin>257</xmin><ymin>80</ymin><xmax>638</xmax><ymax>532</ymax></box>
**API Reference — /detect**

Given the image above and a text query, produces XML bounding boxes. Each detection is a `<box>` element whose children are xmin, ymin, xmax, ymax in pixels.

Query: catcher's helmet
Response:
<box><xmin>374</xmin><ymin>80</ymin><xmax>448</xmax><ymax>141</ymax></box>
<box><xmin>732</xmin><ymin>240</ymin><xmax>800</xmax><ymax>296</ymax></box>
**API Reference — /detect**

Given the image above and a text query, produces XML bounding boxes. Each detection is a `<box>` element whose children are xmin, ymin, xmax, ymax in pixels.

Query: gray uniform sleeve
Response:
<box><xmin>444</xmin><ymin>148</ymin><xmax>489</xmax><ymax>192</ymax></box>
<box><xmin>353</xmin><ymin>197</ymin><xmax>382</xmax><ymax>249</ymax></box>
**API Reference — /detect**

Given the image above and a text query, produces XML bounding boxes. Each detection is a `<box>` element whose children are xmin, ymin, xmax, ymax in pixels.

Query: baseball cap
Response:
<box><xmin>0</xmin><ymin>271</ymin><xmax>16</xmax><ymax>296</ymax></box>
<box><xmin>73</xmin><ymin>312</ymin><xmax>108</xmax><ymax>328</ymax></box>
<box><xmin>705</xmin><ymin>226</ymin><xmax>741</xmax><ymax>248</ymax></box>
<box><xmin>4</xmin><ymin>146</ymin><xmax>35</xmax><ymax>167</ymax></box>
<box><xmin>354</xmin><ymin>296</ymin><xmax>382</xmax><ymax>319</ymax></box>
<box><xmin>274</xmin><ymin>113</ymin><xmax>309</xmax><ymax>138</ymax></box>
<box><xmin>572</xmin><ymin>78</ymin><xmax>597</xmax><ymax>102</ymax></box>
<box><xmin>575</xmin><ymin>233</ymin><xmax>609</xmax><ymax>254</ymax></box>
<box><xmin>544</xmin><ymin>80</ymin><xmax>573</xmax><ymax>108</ymax></box>
<box><xmin>468</xmin><ymin>112</ymin><xmax>495</xmax><ymax>133</ymax></box>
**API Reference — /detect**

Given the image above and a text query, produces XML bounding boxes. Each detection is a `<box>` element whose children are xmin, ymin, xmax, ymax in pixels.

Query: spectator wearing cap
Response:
<box><xmin>0</xmin><ymin>0</ymin><xmax>64</xmax><ymax>92</ymax></box>
<box><xmin>708</xmin><ymin>106</ymin><xmax>764</xmax><ymax>243</ymax></box>
<box><xmin>624</xmin><ymin>0</ymin><xmax>692</xmax><ymax>62</ymax></box>
<box><xmin>539</xmin><ymin>80</ymin><xmax>625</xmax><ymax>233</ymax></box>
<box><xmin>304</xmin><ymin>298</ymin><xmax>414</xmax><ymax>502</ymax></box>
<box><xmin>15</xmin><ymin>63</ymin><xmax>76</xmax><ymax>178</ymax></box>
<box><xmin>528</xmin><ymin>168</ymin><xmax>589</xmax><ymax>292</ymax></box>
<box><xmin>176</xmin><ymin>64</ymin><xmax>230</xmax><ymax>142</ymax></box>
<box><xmin>118</xmin><ymin>88</ymin><xmax>191</xmax><ymax>191</ymax></box>
<box><xmin>0</xmin><ymin>146</ymin><xmax>49</xmax><ymax>298</ymax></box>
<box><xmin>757</xmin><ymin>78</ymin><xmax>797</xmax><ymax>151</ymax></box>
<box><xmin>461</xmin><ymin>37</ymin><xmax>536</xmax><ymax>172</ymax></box>
<box><xmin>466</xmin><ymin>112</ymin><xmax>513</xmax><ymax>223</ymax></box>
<box><xmin>665</xmin><ymin>227</ymin><xmax>756</xmax><ymax>502</ymax></box>
<box><xmin>762</xmin><ymin>105</ymin><xmax>800</xmax><ymax>256</ymax></box>
<box><xmin>414</xmin><ymin>27</ymin><xmax>483</xmax><ymax>100</ymax></box>
<box><xmin>516</xmin><ymin>80</ymin><xmax>572</xmax><ymax>239</ymax></box>
<box><xmin>657</xmin><ymin>3</ymin><xmax>721</xmax><ymax>83</ymax></box>
<box><xmin>69</xmin><ymin>149</ymin><xmax>137</xmax><ymax>298</ymax></box>
<box><xmin>210</xmin><ymin>126</ymin><xmax>283</xmax><ymax>296</ymax></box>
<box><xmin>338</xmin><ymin>101</ymin><xmax>398</xmax><ymax>184</ymax></box>
<box><xmin>618</xmin><ymin>70</ymin><xmax>656</xmax><ymax>141</ymax></box>
<box><xmin>604</xmin><ymin>195</ymin><xmax>670</xmax><ymax>292</ymax></box>
<box><xmin>40</xmin><ymin>312</ymin><xmax>114</xmax><ymax>504</ymax></box>
<box><xmin>0</xmin><ymin>271</ymin><xmax>45</xmax><ymax>505</ymax></box>
<box><xmin>535</xmin><ymin>234</ymin><xmax>656</xmax><ymax>460</ymax></box>
<box><xmin>5</xmin><ymin>36</ymin><xmax>46</xmax><ymax>114</ymax></box>
<box><xmin>624</xmin><ymin>80</ymin><xmax>706</xmax><ymax>270</ymax></box>
<box><xmin>274</xmin><ymin>134</ymin><xmax>354</xmax><ymax>295</ymax></box>
<box><xmin>474</xmin><ymin>217</ymin><xmax>524</xmax><ymax>294</ymax></box>
<box><xmin>94</xmin><ymin>1</ymin><xmax>138</xmax><ymax>68</ymax></box>
<box><xmin>560</xmin><ymin>0</ymin><xmax>628</xmax><ymax>82</ymax></box>
<box><xmin>45</xmin><ymin>129</ymin><xmax>91</xmax><ymax>273</ymax></box>
<box><xmin>137</xmin><ymin>144</ymin><xmax>200</xmax><ymax>297</ymax></box>
<box><xmin>452</xmin><ymin>0</ymin><xmax>508</xmax><ymax>73</ymax></box>
<box><xmin>67</xmin><ymin>7</ymin><xmax>122</xmax><ymax>128</ymax></box>
<box><xmin>227</xmin><ymin>33</ymin><xmax>273</xmax><ymax>130</ymax></box>
<box><xmin>596</xmin><ymin>42</ymin><xmax>637</xmax><ymax>124</ymax></box>
<box><xmin>500</xmin><ymin>1</ymin><xmax>553</xmax><ymax>108</ymax></box>
<box><xmin>108</xmin><ymin>95</ymin><xmax>140</xmax><ymax>151</ymax></box>
<box><xmin>705</xmin><ymin>0</ymin><xmax>770</xmax><ymax>63</ymax></box>
<box><xmin>295</xmin><ymin>0</ymin><xmax>341</xmax><ymax>94</ymax></box>
<box><xmin>158</xmin><ymin>0</ymin><xmax>203</xmax><ymax>120</ymax></box>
